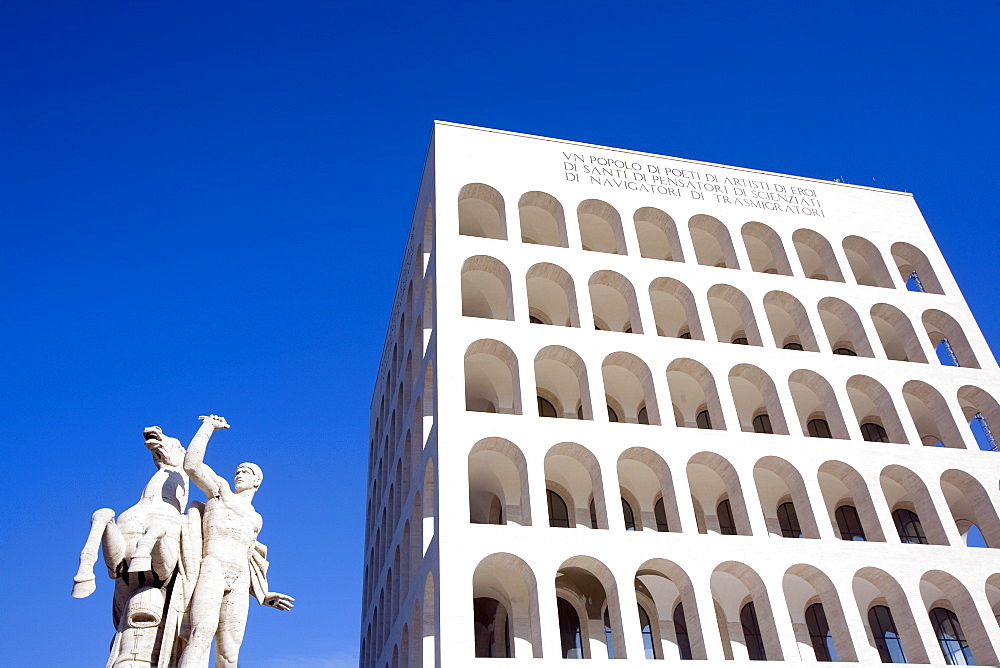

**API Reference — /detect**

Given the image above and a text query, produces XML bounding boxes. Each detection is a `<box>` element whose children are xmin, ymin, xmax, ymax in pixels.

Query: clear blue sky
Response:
<box><xmin>2</xmin><ymin>2</ymin><xmax>998</xmax><ymax>666</ymax></box>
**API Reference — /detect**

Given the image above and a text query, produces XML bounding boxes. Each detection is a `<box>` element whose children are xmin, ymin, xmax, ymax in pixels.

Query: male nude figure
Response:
<box><xmin>179</xmin><ymin>416</ymin><xmax>293</xmax><ymax>668</ymax></box>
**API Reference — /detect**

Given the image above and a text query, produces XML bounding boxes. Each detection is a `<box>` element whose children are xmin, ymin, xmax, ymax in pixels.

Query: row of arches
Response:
<box><xmin>469</xmin><ymin>440</ymin><xmax>1000</xmax><ymax>549</ymax></box>
<box><xmin>458</xmin><ymin>183</ymin><xmax>945</xmax><ymax>294</ymax></box>
<box><xmin>472</xmin><ymin>553</ymin><xmax>1000</xmax><ymax>663</ymax></box>
<box><xmin>461</xmin><ymin>256</ymin><xmax>980</xmax><ymax>368</ymax></box>
<box><xmin>465</xmin><ymin>341</ymin><xmax>1000</xmax><ymax>451</ymax></box>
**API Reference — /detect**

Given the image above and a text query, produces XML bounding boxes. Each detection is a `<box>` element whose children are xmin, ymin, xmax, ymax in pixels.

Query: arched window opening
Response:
<box><xmin>669</xmin><ymin>359</ymin><xmax>725</xmax><ymax>430</ymax></box>
<box><xmin>589</xmin><ymin>498</ymin><xmax>599</xmax><ymax>529</ymax></box>
<box><xmin>929</xmin><ymin>607</ymin><xmax>974</xmax><ymax>665</ymax></box>
<box><xmin>470</xmin><ymin>492</ymin><xmax>504</xmax><ymax>525</ymax></box>
<box><xmin>519</xmin><ymin>191</ymin><xmax>567</xmax><ymax>247</ymax></box>
<box><xmin>654</xmin><ymin>498</ymin><xmax>669</xmax><ymax>532</ymax></box>
<box><xmin>578</xmin><ymin>199</ymin><xmax>626</xmax><ymax>254</ymax></box>
<box><xmin>892</xmin><ymin>242</ymin><xmax>944</xmax><ymax>294</ymax></box>
<box><xmin>869</xmin><ymin>605</ymin><xmax>907</xmax><ymax>664</ymax></box>
<box><xmin>861</xmin><ymin>422</ymin><xmax>889</xmax><ymax>443</ymax></box>
<box><xmin>527</xmin><ymin>263</ymin><xmax>580</xmax><ymax>328</ymax></box>
<box><xmin>871</xmin><ymin>303</ymin><xmax>928</xmax><ymax>363</ymax></box>
<box><xmin>638</xmin><ymin>406</ymin><xmax>649</xmax><ymax>424</ymax></box>
<box><xmin>732</xmin><ymin>337</ymin><xmax>749</xmax><ymax>345</ymax></box>
<box><xmin>649</xmin><ymin>278</ymin><xmax>703</xmax><ymax>340</ymax></box>
<box><xmin>784</xmin><ymin>342</ymin><xmax>803</xmax><ymax>351</ymax></box>
<box><xmin>548</xmin><ymin>489</ymin><xmax>571</xmax><ymax>528</ymax></box>
<box><xmin>808</xmin><ymin>419</ymin><xmax>832</xmax><ymax>438</ymax></box>
<box><xmin>764</xmin><ymin>290</ymin><xmax>820</xmax><ymax>352</ymax></box>
<box><xmin>696</xmin><ymin>410</ymin><xmax>712</xmax><ymax>430</ymax></box>
<box><xmin>836</xmin><ymin>505</ymin><xmax>866</xmax><ymax>541</ymax></box>
<box><xmin>937</xmin><ymin>338</ymin><xmax>961</xmax><ymax>366</ymax></box>
<box><xmin>805</xmin><ymin>603</ymin><xmax>838</xmax><ymax>662</ymax></box>
<box><xmin>465</xmin><ymin>339</ymin><xmax>520</xmax><ymax>414</ymax></box>
<box><xmin>529</xmin><ymin>315</ymin><xmax>543</xmax><ymax>324</ymax></box>
<box><xmin>622</xmin><ymin>497</ymin><xmax>637</xmax><ymax>531</ymax></box>
<box><xmin>538</xmin><ymin>396</ymin><xmax>558</xmax><ymax>418</ymax></box>
<box><xmin>473</xmin><ymin>597</ymin><xmax>512</xmax><ymax>658</ymax></box>
<box><xmin>717</xmin><ymin>499</ymin><xmax>737</xmax><ymax>535</ymax></box>
<box><xmin>557</xmin><ymin>597</ymin><xmax>584</xmax><ymax>659</ymax></box>
<box><xmin>535</xmin><ymin>346</ymin><xmax>591</xmax><ymax>420</ymax></box>
<box><xmin>607</xmin><ymin>405</ymin><xmax>619</xmax><ymax>422</ymax></box>
<box><xmin>892</xmin><ymin>508</ymin><xmax>928</xmax><ymax>544</ymax></box>
<box><xmin>777</xmin><ymin>502</ymin><xmax>802</xmax><ymax>538</ymax></box>
<box><xmin>708</xmin><ymin>284</ymin><xmax>763</xmax><ymax>346</ymax></box>
<box><xmin>843</xmin><ymin>235</ymin><xmax>894</xmax><ymax>288</ymax></box>
<box><xmin>590</xmin><ymin>271</ymin><xmax>642</xmax><ymax>334</ymax></box>
<box><xmin>635</xmin><ymin>207</ymin><xmax>683</xmax><ymax>261</ymax></box>
<box><xmin>833</xmin><ymin>347</ymin><xmax>857</xmax><ymax>356</ymax></box>
<box><xmin>742</xmin><ymin>222</ymin><xmax>792</xmax><ymax>275</ymax></box>
<box><xmin>638</xmin><ymin>604</ymin><xmax>658</xmax><ymax>659</ymax></box>
<box><xmin>741</xmin><ymin>602</ymin><xmax>767</xmax><ymax>661</ymax></box>
<box><xmin>924</xmin><ymin>310</ymin><xmax>979</xmax><ymax>369</ymax></box>
<box><xmin>603</xmin><ymin>608</ymin><xmax>616</xmax><ymax>659</ymax></box>
<box><xmin>752</xmin><ymin>414</ymin><xmax>773</xmax><ymax>434</ymax></box>
<box><xmin>819</xmin><ymin>297</ymin><xmax>874</xmax><ymax>357</ymax></box>
<box><xmin>689</xmin><ymin>215</ymin><xmax>739</xmax><ymax>268</ymax></box>
<box><xmin>673</xmin><ymin>603</ymin><xmax>693</xmax><ymax>660</ymax></box>
<box><xmin>458</xmin><ymin>183</ymin><xmax>506</xmax><ymax>239</ymax></box>
<box><xmin>793</xmin><ymin>229</ymin><xmax>844</xmax><ymax>282</ymax></box>
<box><xmin>461</xmin><ymin>256</ymin><xmax>514</xmax><ymax>320</ymax></box>
<box><xmin>679</xmin><ymin>331</ymin><xmax>692</xmax><ymax>339</ymax></box>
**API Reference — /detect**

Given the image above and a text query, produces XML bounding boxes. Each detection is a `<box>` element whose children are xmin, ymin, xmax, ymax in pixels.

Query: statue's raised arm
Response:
<box><xmin>184</xmin><ymin>415</ymin><xmax>231</xmax><ymax>498</ymax></box>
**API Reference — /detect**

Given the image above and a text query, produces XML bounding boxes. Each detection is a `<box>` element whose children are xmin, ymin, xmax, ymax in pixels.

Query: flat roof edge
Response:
<box><xmin>432</xmin><ymin>120</ymin><xmax>913</xmax><ymax>198</ymax></box>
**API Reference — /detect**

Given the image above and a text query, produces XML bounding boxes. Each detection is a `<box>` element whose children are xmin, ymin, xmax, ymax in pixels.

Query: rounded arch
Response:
<box><xmin>919</xmin><ymin>570</ymin><xmax>999</xmax><ymax>665</ymax></box>
<box><xmin>468</xmin><ymin>438</ymin><xmax>531</xmax><ymax>526</ymax></box>
<box><xmin>853</xmin><ymin>566</ymin><xmax>929</xmax><ymax>664</ymax></box>
<box><xmin>880</xmin><ymin>464</ymin><xmax>949</xmax><ymax>546</ymax></box>
<box><xmin>545</xmin><ymin>442</ymin><xmax>607</xmax><ymax>529</ymax></box>
<box><xmin>526</xmin><ymin>262</ymin><xmax>580</xmax><ymax>327</ymax></box>
<box><xmin>817</xmin><ymin>460</ymin><xmax>886</xmax><ymax>542</ymax></box>
<box><xmin>753</xmin><ymin>456</ymin><xmax>820</xmax><ymax>539</ymax></box>
<box><xmin>534</xmin><ymin>345</ymin><xmax>592</xmax><ymax>420</ymax></box>
<box><xmin>793</xmin><ymin>228</ymin><xmax>845</xmax><ymax>282</ymax></box>
<box><xmin>782</xmin><ymin>564</ymin><xmax>858</xmax><ymax>662</ymax></box>
<box><xmin>817</xmin><ymin>297</ymin><xmax>875</xmax><ymax>357</ymax></box>
<box><xmin>892</xmin><ymin>241</ymin><xmax>944</xmax><ymax>294</ymax></box>
<box><xmin>634</xmin><ymin>207</ymin><xmax>683</xmax><ymax>261</ymax></box>
<box><xmin>843</xmin><ymin>235</ymin><xmax>894</xmax><ymax>288</ymax></box>
<box><xmin>846</xmin><ymin>375</ymin><xmax>908</xmax><ymax>444</ymax></box>
<box><xmin>589</xmin><ymin>270</ymin><xmax>642</xmax><ymax>333</ymax></box>
<box><xmin>729</xmin><ymin>363</ymin><xmax>789</xmax><ymax>435</ymax></box>
<box><xmin>465</xmin><ymin>339</ymin><xmax>521</xmax><ymax>414</ymax></box>
<box><xmin>689</xmin><ymin>214</ymin><xmax>739</xmax><ymax>268</ymax></box>
<box><xmin>518</xmin><ymin>190</ymin><xmax>567</xmax><ymax>247</ymax></box>
<box><xmin>711</xmin><ymin>561</ymin><xmax>784</xmax><ymax>660</ymax></box>
<box><xmin>602</xmin><ymin>352</ymin><xmax>659</xmax><ymax>425</ymax></box>
<box><xmin>618</xmin><ymin>448</ymin><xmax>681</xmax><ymax>533</ymax></box>
<box><xmin>473</xmin><ymin>552</ymin><xmax>543</xmax><ymax>658</ymax></box>
<box><xmin>741</xmin><ymin>221</ymin><xmax>792</xmax><ymax>275</ymax></box>
<box><xmin>902</xmin><ymin>380</ymin><xmax>963</xmax><ymax>448</ymax></box>
<box><xmin>458</xmin><ymin>183</ymin><xmax>506</xmax><ymax>239</ymax></box>
<box><xmin>763</xmin><ymin>290</ymin><xmax>820</xmax><ymax>351</ymax></box>
<box><xmin>870</xmin><ymin>303</ymin><xmax>928</xmax><ymax>363</ymax></box>
<box><xmin>461</xmin><ymin>255</ymin><xmax>513</xmax><ymax>320</ymax></box>
<box><xmin>666</xmin><ymin>358</ymin><xmax>726</xmax><ymax>430</ymax></box>
<box><xmin>578</xmin><ymin>199</ymin><xmax>626</xmax><ymax>254</ymax></box>
<box><xmin>635</xmin><ymin>558</ymin><xmax>706</xmax><ymax>659</ymax></box>
<box><xmin>957</xmin><ymin>385</ymin><xmax>1000</xmax><ymax>451</ymax></box>
<box><xmin>707</xmin><ymin>283</ymin><xmax>763</xmax><ymax>346</ymax></box>
<box><xmin>788</xmin><ymin>369</ymin><xmax>850</xmax><ymax>439</ymax></box>
<box><xmin>686</xmin><ymin>452</ymin><xmax>752</xmax><ymax>536</ymax></box>
<box><xmin>923</xmin><ymin>309</ymin><xmax>980</xmax><ymax>369</ymax></box>
<box><xmin>649</xmin><ymin>277</ymin><xmax>704</xmax><ymax>339</ymax></box>
<box><xmin>556</xmin><ymin>555</ymin><xmax>626</xmax><ymax>659</ymax></box>
<box><xmin>940</xmin><ymin>469</ymin><xmax>1000</xmax><ymax>547</ymax></box>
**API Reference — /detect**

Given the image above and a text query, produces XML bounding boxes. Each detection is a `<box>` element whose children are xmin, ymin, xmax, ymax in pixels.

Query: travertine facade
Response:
<box><xmin>361</xmin><ymin>122</ymin><xmax>1000</xmax><ymax>666</ymax></box>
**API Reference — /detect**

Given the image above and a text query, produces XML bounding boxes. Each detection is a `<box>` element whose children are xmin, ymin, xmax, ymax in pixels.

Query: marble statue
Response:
<box><xmin>72</xmin><ymin>415</ymin><xmax>291</xmax><ymax>668</ymax></box>
<box><xmin>177</xmin><ymin>415</ymin><xmax>294</xmax><ymax>668</ymax></box>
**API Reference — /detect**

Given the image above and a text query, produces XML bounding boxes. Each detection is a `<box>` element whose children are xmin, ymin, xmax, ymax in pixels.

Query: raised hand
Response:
<box><xmin>264</xmin><ymin>592</ymin><xmax>295</xmax><ymax>611</ymax></box>
<box><xmin>197</xmin><ymin>415</ymin><xmax>231</xmax><ymax>430</ymax></box>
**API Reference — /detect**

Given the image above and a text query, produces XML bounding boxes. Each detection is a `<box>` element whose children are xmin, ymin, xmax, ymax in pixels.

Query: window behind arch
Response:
<box><xmin>603</xmin><ymin>608</ymin><xmax>615</xmax><ymax>659</ymax></box>
<box><xmin>808</xmin><ymin>418</ymin><xmax>832</xmax><ymax>438</ymax></box>
<box><xmin>777</xmin><ymin>501</ymin><xmax>802</xmax><ymax>538</ymax></box>
<box><xmin>717</xmin><ymin>498</ymin><xmax>737</xmax><ymax>535</ymax></box>
<box><xmin>835</xmin><ymin>505</ymin><xmax>866</xmax><ymax>541</ymax></box>
<box><xmin>752</xmin><ymin>413</ymin><xmax>773</xmax><ymax>434</ymax></box>
<box><xmin>654</xmin><ymin>498</ymin><xmax>669</xmax><ymax>532</ymax></box>
<box><xmin>589</xmin><ymin>498</ymin><xmax>599</xmax><ymax>529</ymax></box>
<box><xmin>860</xmin><ymin>422</ymin><xmax>889</xmax><ymax>443</ymax></box>
<box><xmin>892</xmin><ymin>508</ymin><xmax>928</xmax><ymax>544</ymax></box>
<box><xmin>732</xmin><ymin>337</ymin><xmax>749</xmax><ymax>345</ymax></box>
<box><xmin>557</xmin><ymin>597</ymin><xmax>584</xmax><ymax>659</ymax></box>
<box><xmin>929</xmin><ymin>607</ymin><xmax>974</xmax><ymax>665</ymax></box>
<box><xmin>547</xmin><ymin>489</ymin><xmax>570</xmax><ymax>528</ymax></box>
<box><xmin>538</xmin><ymin>396</ymin><xmax>558</xmax><ymax>418</ymax></box>
<box><xmin>696</xmin><ymin>410</ymin><xmax>713</xmax><ymax>430</ymax></box>
<box><xmin>673</xmin><ymin>603</ymin><xmax>693</xmax><ymax>660</ymax></box>
<box><xmin>622</xmin><ymin>497</ymin><xmax>636</xmax><ymax>531</ymax></box>
<box><xmin>869</xmin><ymin>605</ymin><xmax>906</xmax><ymax>663</ymax></box>
<box><xmin>473</xmin><ymin>597</ymin><xmax>512</xmax><ymax>658</ymax></box>
<box><xmin>639</xmin><ymin>604</ymin><xmax>658</xmax><ymax>659</ymax></box>
<box><xmin>805</xmin><ymin>602</ymin><xmax>837</xmax><ymax>662</ymax></box>
<box><xmin>783</xmin><ymin>341</ymin><xmax>804</xmax><ymax>351</ymax></box>
<box><xmin>741</xmin><ymin>602</ymin><xmax>767</xmax><ymax>661</ymax></box>
<box><xmin>607</xmin><ymin>405</ymin><xmax>619</xmax><ymax>422</ymax></box>
<box><xmin>638</xmin><ymin>406</ymin><xmax>649</xmax><ymax>425</ymax></box>
<box><xmin>833</xmin><ymin>347</ymin><xmax>857</xmax><ymax>356</ymax></box>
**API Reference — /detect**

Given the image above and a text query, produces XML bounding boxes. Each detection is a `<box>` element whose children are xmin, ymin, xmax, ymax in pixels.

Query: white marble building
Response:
<box><xmin>360</xmin><ymin>122</ymin><xmax>1000</xmax><ymax>666</ymax></box>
